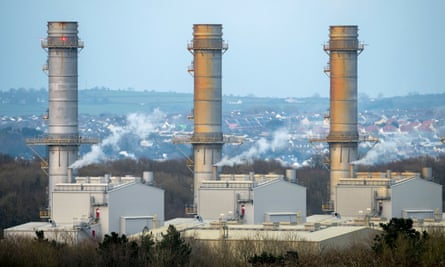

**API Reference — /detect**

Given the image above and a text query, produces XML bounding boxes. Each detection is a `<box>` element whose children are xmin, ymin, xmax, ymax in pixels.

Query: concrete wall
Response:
<box><xmin>253</xmin><ymin>180</ymin><xmax>306</xmax><ymax>224</ymax></box>
<box><xmin>336</xmin><ymin>186</ymin><xmax>378</xmax><ymax>217</ymax></box>
<box><xmin>52</xmin><ymin>191</ymin><xmax>104</xmax><ymax>224</ymax></box>
<box><xmin>108</xmin><ymin>183</ymin><xmax>164</xmax><ymax>235</ymax></box>
<box><xmin>319</xmin><ymin>227</ymin><xmax>379</xmax><ymax>252</ymax></box>
<box><xmin>391</xmin><ymin>178</ymin><xmax>442</xmax><ymax>219</ymax></box>
<box><xmin>119</xmin><ymin>217</ymin><xmax>156</xmax><ymax>235</ymax></box>
<box><xmin>336</xmin><ymin>178</ymin><xmax>443</xmax><ymax>220</ymax></box>
<box><xmin>199</xmin><ymin>188</ymin><xmax>249</xmax><ymax>221</ymax></box>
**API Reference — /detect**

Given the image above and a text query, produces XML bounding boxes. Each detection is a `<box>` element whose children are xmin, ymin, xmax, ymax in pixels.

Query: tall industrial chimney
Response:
<box><xmin>324</xmin><ymin>26</ymin><xmax>364</xmax><ymax>211</ymax></box>
<box><xmin>27</xmin><ymin>22</ymin><xmax>97</xmax><ymax>219</ymax></box>
<box><xmin>46</xmin><ymin>21</ymin><xmax>81</xmax><ymax>192</ymax></box>
<box><xmin>188</xmin><ymin>24</ymin><xmax>228</xmax><ymax>211</ymax></box>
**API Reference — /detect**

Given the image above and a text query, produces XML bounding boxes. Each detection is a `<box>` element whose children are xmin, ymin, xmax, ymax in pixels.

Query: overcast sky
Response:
<box><xmin>1</xmin><ymin>0</ymin><xmax>444</xmax><ymax>98</ymax></box>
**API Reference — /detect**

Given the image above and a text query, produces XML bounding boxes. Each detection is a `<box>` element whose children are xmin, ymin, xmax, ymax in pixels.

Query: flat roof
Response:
<box><xmin>148</xmin><ymin>215</ymin><xmax>371</xmax><ymax>243</ymax></box>
<box><xmin>4</xmin><ymin>221</ymin><xmax>78</xmax><ymax>233</ymax></box>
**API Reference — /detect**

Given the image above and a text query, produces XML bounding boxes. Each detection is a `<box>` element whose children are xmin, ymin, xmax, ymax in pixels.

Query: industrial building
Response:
<box><xmin>5</xmin><ymin>172</ymin><xmax>164</xmax><ymax>242</ymax></box>
<box><xmin>138</xmin><ymin>215</ymin><xmax>379</xmax><ymax>254</ymax></box>
<box><xmin>323</xmin><ymin>25</ymin><xmax>364</xmax><ymax>211</ymax></box>
<box><xmin>5</xmin><ymin>22</ymin><xmax>443</xmax><ymax>252</ymax></box>
<box><xmin>188</xmin><ymin>24</ymin><xmax>227</xmax><ymax>209</ymax></box>
<box><xmin>198</xmin><ymin>170</ymin><xmax>306</xmax><ymax>224</ymax></box>
<box><xmin>52</xmin><ymin>172</ymin><xmax>164</xmax><ymax>237</ymax></box>
<box><xmin>336</xmin><ymin>167</ymin><xmax>442</xmax><ymax>220</ymax></box>
<box><xmin>25</xmin><ymin>21</ymin><xmax>98</xmax><ymax>218</ymax></box>
<box><xmin>5</xmin><ymin>22</ymin><xmax>165</xmax><ymax>242</ymax></box>
<box><xmin>309</xmin><ymin>25</ymin><xmax>443</xmax><ymax>223</ymax></box>
<box><xmin>172</xmin><ymin>24</ymin><xmax>307</xmax><ymax>224</ymax></box>
<box><xmin>308</xmin><ymin>25</ymin><xmax>443</xmax><ymax>223</ymax></box>
<box><xmin>173</xmin><ymin>24</ymin><xmax>237</xmax><ymax>214</ymax></box>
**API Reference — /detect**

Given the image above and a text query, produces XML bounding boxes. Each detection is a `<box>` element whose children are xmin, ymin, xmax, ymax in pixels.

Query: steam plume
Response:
<box><xmin>217</xmin><ymin>128</ymin><xmax>289</xmax><ymax>167</ymax></box>
<box><xmin>70</xmin><ymin>109</ymin><xmax>166</xmax><ymax>169</ymax></box>
<box><xmin>353</xmin><ymin>133</ymin><xmax>420</xmax><ymax>165</ymax></box>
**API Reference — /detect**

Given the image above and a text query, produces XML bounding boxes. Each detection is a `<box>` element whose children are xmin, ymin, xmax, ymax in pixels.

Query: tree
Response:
<box><xmin>139</xmin><ymin>233</ymin><xmax>155</xmax><ymax>264</ymax></box>
<box><xmin>35</xmin><ymin>230</ymin><xmax>46</xmax><ymax>242</ymax></box>
<box><xmin>156</xmin><ymin>224</ymin><xmax>191</xmax><ymax>267</ymax></box>
<box><xmin>98</xmin><ymin>232</ymin><xmax>139</xmax><ymax>267</ymax></box>
<box><xmin>373</xmin><ymin>218</ymin><xmax>428</xmax><ymax>265</ymax></box>
<box><xmin>248</xmin><ymin>251</ymin><xmax>299</xmax><ymax>267</ymax></box>
<box><xmin>248</xmin><ymin>251</ymin><xmax>284</xmax><ymax>267</ymax></box>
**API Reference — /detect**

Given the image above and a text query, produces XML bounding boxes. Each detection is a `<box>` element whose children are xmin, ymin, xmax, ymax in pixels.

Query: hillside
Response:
<box><xmin>1</xmin><ymin>88</ymin><xmax>444</xmax><ymax>166</ymax></box>
<box><xmin>2</xmin><ymin>88</ymin><xmax>444</xmax><ymax>116</ymax></box>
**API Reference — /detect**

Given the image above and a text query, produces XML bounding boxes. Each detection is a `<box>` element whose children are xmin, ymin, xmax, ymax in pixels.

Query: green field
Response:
<box><xmin>1</xmin><ymin>89</ymin><xmax>330</xmax><ymax>116</ymax></box>
<box><xmin>2</xmin><ymin>89</ymin><xmax>444</xmax><ymax>117</ymax></box>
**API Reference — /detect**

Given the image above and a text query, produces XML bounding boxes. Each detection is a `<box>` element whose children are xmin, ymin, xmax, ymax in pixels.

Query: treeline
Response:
<box><xmin>0</xmin><ymin>127</ymin><xmax>42</xmax><ymax>158</ymax></box>
<box><xmin>1</xmin><ymin>224</ymin><xmax>193</xmax><ymax>267</ymax></box>
<box><xmin>3</xmin><ymin>87</ymin><xmax>445</xmax><ymax>115</ymax></box>
<box><xmin>3</xmin><ymin>219</ymin><xmax>445</xmax><ymax>266</ymax></box>
<box><xmin>0</xmin><ymin>88</ymin><xmax>47</xmax><ymax>105</ymax></box>
<box><xmin>0</xmin><ymin>154</ymin><xmax>46</xmax><ymax>231</ymax></box>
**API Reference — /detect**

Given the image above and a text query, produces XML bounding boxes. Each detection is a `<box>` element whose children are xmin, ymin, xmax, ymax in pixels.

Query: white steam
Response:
<box><xmin>217</xmin><ymin>129</ymin><xmax>289</xmax><ymax>167</ymax></box>
<box><xmin>353</xmin><ymin>134</ymin><xmax>418</xmax><ymax>165</ymax></box>
<box><xmin>70</xmin><ymin>109</ymin><xmax>166</xmax><ymax>169</ymax></box>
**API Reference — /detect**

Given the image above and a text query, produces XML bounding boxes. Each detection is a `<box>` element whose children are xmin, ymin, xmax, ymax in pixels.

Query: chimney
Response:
<box><xmin>324</xmin><ymin>25</ymin><xmax>364</xmax><ymax>210</ymax></box>
<box><xmin>143</xmin><ymin>171</ymin><xmax>154</xmax><ymax>185</ymax></box>
<box><xmin>386</xmin><ymin>169</ymin><xmax>392</xmax><ymax>179</ymax></box>
<box><xmin>421</xmin><ymin>167</ymin><xmax>433</xmax><ymax>181</ymax></box>
<box><xmin>285</xmin><ymin>169</ymin><xmax>297</xmax><ymax>183</ymax></box>
<box><xmin>188</xmin><ymin>24</ymin><xmax>228</xmax><ymax>209</ymax></box>
<box><xmin>349</xmin><ymin>164</ymin><xmax>357</xmax><ymax>178</ymax></box>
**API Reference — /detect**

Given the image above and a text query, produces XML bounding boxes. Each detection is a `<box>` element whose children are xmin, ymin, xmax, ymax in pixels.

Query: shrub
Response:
<box><xmin>372</xmin><ymin>218</ymin><xmax>428</xmax><ymax>266</ymax></box>
<box><xmin>155</xmin><ymin>224</ymin><xmax>192</xmax><ymax>266</ymax></box>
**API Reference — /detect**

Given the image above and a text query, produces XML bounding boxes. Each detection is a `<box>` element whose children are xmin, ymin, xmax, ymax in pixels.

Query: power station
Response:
<box><xmin>198</xmin><ymin>170</ymin><xmax>306</xmax><ymax>224</ymax></box>
<box><xmin>336</xmin><ymin>167</ymin><xmax>442</xmax><ymax>219</ymax></box>
<box><xmin>7</xmin><ymin>22</ymin><xmax>164</xmax><ymax>242</ymax></box>
<box><xmin>174</xmin><ymin>24</ymin><xmax>241</xmax><ymax>214</ymax></box>
<box><xmin>5</xmin><ymin>23</ymin><xmax>444</xmax><ymax>248</ymax></box>
<box><xmin>324</xmin><ymin>26</ymin><xmax>364</xmax><ymax>211</ymax></box>
<box><xmin>188</xmin><ymin>24</ymin><xmax>227</xmax><ymax>210</ymax></box>
<box><xmin>26</xmin><ymin>22</ymin><xmax>98</xmax><ymax>218</ymax></box>
<box><xmin>310</xmin><ymin>26</ymin><xmax>368</xmax><ymax>211</ymax></box>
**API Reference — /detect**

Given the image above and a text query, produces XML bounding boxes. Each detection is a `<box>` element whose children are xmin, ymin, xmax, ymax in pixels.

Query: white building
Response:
<box><xmin>5</xmin><ymin>172</ymin><xmax>164</xmax><ymax>242</ymax></box>
<box><xmin>198</xmin><ymin>172</ymin><xmax>306</xmax><ymax>224</ymax></box>
<box><xmin>336</xmin><ymin>168</ymin><xmax>442</xmax><ymax>220</ymax></box>
<box><xmin>143</xmin><ymin>215</ymin><xmax>379</xmax><ymax>254</ymax></box>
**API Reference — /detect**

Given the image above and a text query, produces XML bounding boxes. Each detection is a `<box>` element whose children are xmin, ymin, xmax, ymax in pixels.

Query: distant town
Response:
<box><xmin>1</xmin><ymin>88</ymin><xmax>444</xmax><ymax>167</ymax></box>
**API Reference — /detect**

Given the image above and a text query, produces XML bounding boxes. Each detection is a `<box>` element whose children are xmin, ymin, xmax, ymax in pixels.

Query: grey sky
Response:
<box><xmin>1</xmin><ymin>0</ymin><xmax>444</xmax><ymax>98</ymax></box>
